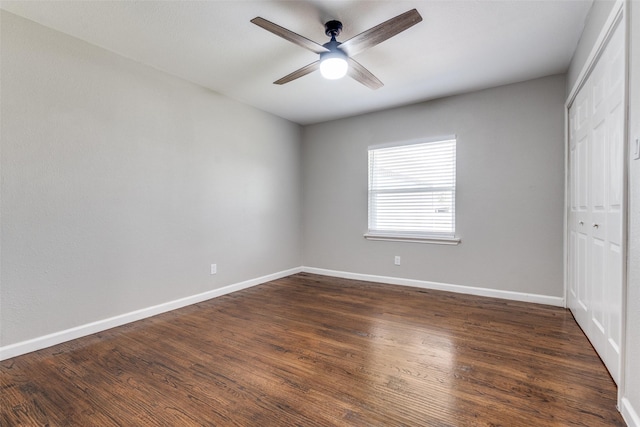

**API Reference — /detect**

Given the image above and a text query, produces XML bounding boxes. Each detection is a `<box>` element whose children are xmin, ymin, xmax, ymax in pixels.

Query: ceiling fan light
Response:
<box><xmin>320</xmin><ymin>53</ymin><xmax>348</xmax><ymax>80</ymax></box>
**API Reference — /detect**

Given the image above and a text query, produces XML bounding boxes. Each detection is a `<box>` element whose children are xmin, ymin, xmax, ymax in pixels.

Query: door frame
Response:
<box><xmin>564</xmin><ymin>0</ymin><xmax>628</xmax><ymax>407</ymax></box>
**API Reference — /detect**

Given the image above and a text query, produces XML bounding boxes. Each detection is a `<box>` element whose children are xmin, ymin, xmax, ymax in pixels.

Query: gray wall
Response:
<box><xmin>302</xmin><ymin>75</ymin><xmax>566</xmax><ymax>297</ymax></box>
<box><xmin>625</xmin><ymin>0</ymin><xmax>640</xmax><ymax>422</ymax></box>
<box><xmin>567</xmin><ymin>0</ymin><xmax>616</xmax><ymax>92</ymax></box>
<box><xmin>0</xmin><ymin>11</ymin><xmax>302</xmax><ymax>347</ymax></box>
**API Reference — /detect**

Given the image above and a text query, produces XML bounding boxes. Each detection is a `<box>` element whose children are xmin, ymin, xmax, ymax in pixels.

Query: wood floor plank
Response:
<box><xmin>1</xmin><ymin>273</ymin><xmax>625</xmax><ymax>426</ymax></box>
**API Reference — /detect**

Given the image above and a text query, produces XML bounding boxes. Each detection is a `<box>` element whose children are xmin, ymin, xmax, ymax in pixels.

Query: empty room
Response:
<box><xmin>1</xmin><ymin>0</ymin><xmax>639</xmax><ymax>426</ymax></box>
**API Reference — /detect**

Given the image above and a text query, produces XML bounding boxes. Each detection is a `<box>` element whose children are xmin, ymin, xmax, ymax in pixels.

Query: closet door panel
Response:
<box><xmin>601</xmin><ymin>21</ymin><xmax>625</xmax><ymax>383</ymax></box>
<box><xmin>569</xmin><ymin>92</ymin><xmax>591</xmax><ymax>325</ymax></box>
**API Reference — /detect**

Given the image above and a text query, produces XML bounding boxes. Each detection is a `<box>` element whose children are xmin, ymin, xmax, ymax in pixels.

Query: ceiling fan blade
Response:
<box><xmin>251</xmin><ymin>17</ymin><xmax>329</xmax><ymax>54</ymax></box>
<box><xmin>347</xmin><ymin>58</ymin><xmax>383</xmax><ymax>90</ymax></box>
<box><xmin>339</xmin><ymin>9</ymin><xmax>422</xmax><ymax>57</ymax></box>
<box><xmin>274</xmin><ymin>61</ymin><xmax>320</xmax><ymax>85</ymax></box>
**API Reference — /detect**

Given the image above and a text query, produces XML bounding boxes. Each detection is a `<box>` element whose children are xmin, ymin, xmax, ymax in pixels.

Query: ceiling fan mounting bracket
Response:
<box><xmin>324</xmin><ymin>20</ymin><xmax>343</xmax><ymax>38</ymax></box>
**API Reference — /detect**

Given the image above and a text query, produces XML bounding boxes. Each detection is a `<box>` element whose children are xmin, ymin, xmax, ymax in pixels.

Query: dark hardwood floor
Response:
<box><xmin>1</xmin><ymin>273</ymin><xmax>624</xmax><ymax>426</ymax></box>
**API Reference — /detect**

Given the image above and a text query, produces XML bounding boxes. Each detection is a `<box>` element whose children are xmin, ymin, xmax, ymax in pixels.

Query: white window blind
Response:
<box><xmin>368</xmin><ymin>138</ymin><xmax>457</xmax><ymax>239</ymax></box>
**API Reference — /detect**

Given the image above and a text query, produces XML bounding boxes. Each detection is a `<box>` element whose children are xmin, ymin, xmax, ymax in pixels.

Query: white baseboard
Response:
<box><xmin>622</xmin><ymin>397</ymin><xmax>640</xmax><ymax>427</ymax></box>
<box><xmin>0</xmin><ymin>267</ymin><xmax>302</xmax><ymax>361</ymax></box>
<box><xmin>0</xmin><ymin>265</ymin><xmax>565</xmax><ymax>361</ymax></box>
<box><xmin>301</xmin><ymin>267</ymin><xmax>565</xmax><ymax>307</ymax></box>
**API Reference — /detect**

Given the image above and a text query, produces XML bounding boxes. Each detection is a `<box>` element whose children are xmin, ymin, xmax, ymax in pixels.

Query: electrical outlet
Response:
<box><xmin>394</xmin><ymin>256</ymin><xmax>401</xmax><ymax>266</ymax></box>
<box><xmin>210</xmin><ymin>264</ymin><xmax>217</xmax><ymax>275</ymax></box>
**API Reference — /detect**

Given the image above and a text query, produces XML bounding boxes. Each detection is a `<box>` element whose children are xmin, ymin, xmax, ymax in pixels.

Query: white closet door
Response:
<box><xmin>568</xmin><ymin>81</ymin><xmax>590</xmax><ymax>330</ymax></box>
<box><xmin>568</xmin><ymin>19</ymin><xmax>624</xmax><ymax>385</ymax></box>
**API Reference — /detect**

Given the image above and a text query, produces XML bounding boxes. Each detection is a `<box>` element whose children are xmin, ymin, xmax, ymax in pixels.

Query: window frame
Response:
<box><xmin>365</xmin><ymin>136</ymin><xmax>460</xmax><ymax>245</ymax></box>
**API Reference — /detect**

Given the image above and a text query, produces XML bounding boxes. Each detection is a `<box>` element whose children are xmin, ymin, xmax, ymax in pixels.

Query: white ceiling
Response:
<box><xmin>1</xmin><ymin>1</ymin><xmax>593</xmax><ymax>125</ymax></box>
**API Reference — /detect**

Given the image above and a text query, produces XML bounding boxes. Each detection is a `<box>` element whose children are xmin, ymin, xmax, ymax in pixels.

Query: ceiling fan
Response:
<box><xmin>251</xmin><ymin>9</ymin><xmax>422</xmax><ymax>90</ymax></box>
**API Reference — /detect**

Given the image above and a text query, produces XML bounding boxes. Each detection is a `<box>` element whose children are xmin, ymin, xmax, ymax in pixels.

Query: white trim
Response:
<box><xmin>620</xmin><ymin>0</ymin><xmax>631</xmax><ymax>408</ymax></box>
<box><xmin>0</xmin><ymin>265</ymin><xmax>571</xmax><ymax>361</ymax></box>
<box><xmin>302</xmin><ymin>267</ymin><xmax>564</xmax><ymax>307</ymax></box>
<box><xmin>622</xmin><ymin>397</ymin><xmax>640</xmax><ymax>427</ymax></box>
<box><xmin>364</xmin><ymin>233</ymin><xmax>460</xmax><ymax>245</ymax></box>
<box><xmin>0</xmin><ymin>267</ymin><xmax>302</xmax><ymax>361</ymax></box>
<box><xmin>563</xmin><ymin>104</ymin><xmax>569</xmax><ymax>309</ymax></box>
<box><xmin>566</xmin><ymin>0</ymin><xmax>625</xmax><ymax>108</ymax></box>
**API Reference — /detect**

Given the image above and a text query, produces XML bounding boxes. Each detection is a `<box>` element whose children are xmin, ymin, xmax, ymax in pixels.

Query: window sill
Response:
<box><xmin>363</xmin><ymin>233</ymin><xmax>461</xmax><ymax>245</ymax></box>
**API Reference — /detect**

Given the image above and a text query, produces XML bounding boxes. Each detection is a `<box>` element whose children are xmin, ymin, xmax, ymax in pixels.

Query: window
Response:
<box><xmin>366</xmin><ymin>137</ymin><xmax>459</xmax><ymax>244</ymax></box>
